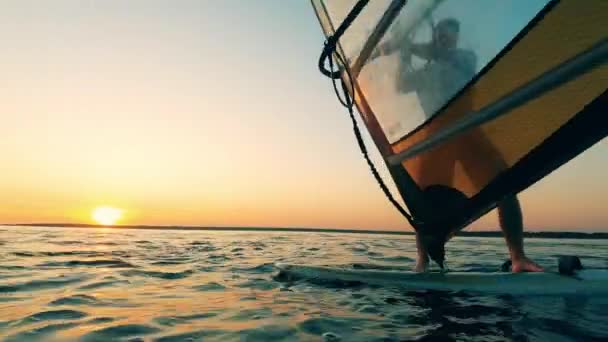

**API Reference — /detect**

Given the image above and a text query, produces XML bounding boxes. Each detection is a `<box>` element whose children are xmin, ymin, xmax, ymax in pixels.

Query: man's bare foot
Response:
<box><xmin>414</xmin><ymin>258</ymin><xmax>429</xmax><ymax>273</ymax></box>
<box><xmin>511</xmin><ymin>256</ymin><xmax>544</xmax><ymax>273</ymax></box>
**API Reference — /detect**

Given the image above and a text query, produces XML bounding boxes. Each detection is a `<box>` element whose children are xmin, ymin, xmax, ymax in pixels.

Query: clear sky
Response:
<box><xmin>1</xmin><ymin>1</ymin><xmax>606</xmax><ymax>231</ymax></box>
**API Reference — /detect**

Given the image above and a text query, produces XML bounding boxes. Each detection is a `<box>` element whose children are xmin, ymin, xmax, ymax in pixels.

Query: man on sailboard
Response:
<box><xmin>371</xmin><ymin>18</ymin><xmax>543</xmax><ymax>273</ymax></box>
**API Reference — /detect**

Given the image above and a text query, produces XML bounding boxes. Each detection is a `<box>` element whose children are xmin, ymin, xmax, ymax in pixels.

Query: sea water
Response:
<box><xmin>1</xmin><ymin>226</ymin><xmax>607</xmax><ymax>341</ymax></box>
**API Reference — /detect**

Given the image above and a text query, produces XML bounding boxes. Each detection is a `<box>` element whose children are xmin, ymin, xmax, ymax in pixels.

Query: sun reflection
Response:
<box><xmin>92</xmin><ymin>206</ymin><xmax>123</xmax><ymax>226</ymax></box>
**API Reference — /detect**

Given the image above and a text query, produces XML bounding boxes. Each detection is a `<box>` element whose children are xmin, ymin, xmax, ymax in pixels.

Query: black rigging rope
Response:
<box><xmin>318</xmin><ymin>1</ymin><xmax>414</xmax><ymax>224</ymax></box>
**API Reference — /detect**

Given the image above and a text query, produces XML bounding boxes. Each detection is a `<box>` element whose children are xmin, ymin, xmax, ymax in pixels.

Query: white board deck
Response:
<box><xmin>275</xmin><ymin>263</ymin><xmax>608</xmax><ymax>295</ymax></box>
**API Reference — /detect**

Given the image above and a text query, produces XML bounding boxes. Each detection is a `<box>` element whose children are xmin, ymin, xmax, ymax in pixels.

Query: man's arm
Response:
<box><xmin>370</xmin><ymin>41</ymin><xmax>434</xmax><ymax>62</ymax></box>
<box><xmin>369</xmin><ymin>41</ymin><xmax>398</xmax><ymax>61</ymax></box>
<box><xmin>409</xmin><ymin>43</ymin><xmax>434</xmax><ymax>60</ymax></box>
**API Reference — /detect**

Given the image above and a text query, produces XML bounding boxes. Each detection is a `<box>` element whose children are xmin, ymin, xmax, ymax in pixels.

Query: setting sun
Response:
<box><xmin>92</xmin><ymin>206</ymin><xmax>123</xmax><ymax>226</ymax></box>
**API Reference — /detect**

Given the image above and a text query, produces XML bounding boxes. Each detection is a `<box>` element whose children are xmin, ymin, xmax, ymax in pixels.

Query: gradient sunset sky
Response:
<box><xmin>1</xmin><ymin>1</ymin><xmax>606</xmax><ymax>231</ymax></box>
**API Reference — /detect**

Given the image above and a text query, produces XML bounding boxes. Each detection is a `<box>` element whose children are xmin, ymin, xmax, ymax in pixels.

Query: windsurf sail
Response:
<box><xmin>311</xmin><ymin>0</ymin><xmax>607</xmax><ymax>264</ymax></box>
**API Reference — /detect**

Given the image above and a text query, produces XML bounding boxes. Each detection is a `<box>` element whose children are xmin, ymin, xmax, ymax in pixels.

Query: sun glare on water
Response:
<box><xmin>92</xmin><ymin>206</ymin><xmax>123</xmax><ymax>226</ymax></box>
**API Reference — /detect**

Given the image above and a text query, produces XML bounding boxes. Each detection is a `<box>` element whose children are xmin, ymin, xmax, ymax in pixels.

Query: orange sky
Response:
<box><xmin>0</xmin><ymin>1</ymin><xmax>606</xmax><ymax>231</ymax></box>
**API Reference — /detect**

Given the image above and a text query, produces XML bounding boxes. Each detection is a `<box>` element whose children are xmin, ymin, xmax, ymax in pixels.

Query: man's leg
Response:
<box><xmin>411</xmin><ymin>146</ymin><xmax>453</xmax><ymax>273</ymax></box>
<box><xmin>498</xmin><ymin>196</ymin><xmax>544</xmax><ymax>273</ymax></box>
<box><xmin>408</xmin><ymin>123</ymin><xmax>459</xmax><ymax>272</ymax></box>
<box><xmin>415</xmin><ymin>232</ymin><xmax>430</xmax><ymax>272</ymax></box>
<box><xmin>456</xmin><ymin>129</ymin><xmax>544</xmax><ymax>272</ymax></box>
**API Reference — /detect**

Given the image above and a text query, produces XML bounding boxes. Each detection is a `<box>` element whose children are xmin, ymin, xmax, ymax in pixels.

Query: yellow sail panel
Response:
<box><xmin>392</xmin><ymin>0</ymin><xmax>608</xmax><ymax>197</ymax></box>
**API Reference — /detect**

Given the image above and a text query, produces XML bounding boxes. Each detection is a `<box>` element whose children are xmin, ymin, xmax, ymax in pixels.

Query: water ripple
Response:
<box><xmin>0</xmin><ymin>274</ymin><xmax>90</xmax><ymax>293</ymax></box>
<box><xmin>37</xmin><ymin>259</ymin><xmax>135</xmax><ymax>268</ymax></box>
<box><xmin>81</xmin><ymin>324</ymin><xmax>161</xmax><ymax>341</ymax></box>
<box><xmin>120</xmin><ymin>269</ymin><xmax>194</xmax><ymax>280</ymax></box>
<box><xmin>23</xmin><ymin>309</ymin><xmax>88</xmax><ymax>322</ymax></box>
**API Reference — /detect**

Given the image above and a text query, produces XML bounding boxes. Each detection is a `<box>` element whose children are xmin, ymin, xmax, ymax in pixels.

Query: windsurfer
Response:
<box><xmin>371</xmin><ymin>18</ymin><xmax>543</xmax><ymax>273</ymax></box>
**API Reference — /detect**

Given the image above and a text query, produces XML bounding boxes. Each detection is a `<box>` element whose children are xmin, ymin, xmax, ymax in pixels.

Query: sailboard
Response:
<box><xmin>311</xmin><ymin>0</ymin><xmax>607</xmax><ymax>266</ymax></box>
<box><xmin>275</xmin><ymin>263</ymin><xmax>608</xmax><ymax>295</ymax></box>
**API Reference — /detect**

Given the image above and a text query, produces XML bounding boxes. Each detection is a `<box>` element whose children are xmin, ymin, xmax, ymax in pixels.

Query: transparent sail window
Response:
<box><xmin>351</xmin><ymin>0</ymin><xmax>552</xmax><ymax>143</ymax></box>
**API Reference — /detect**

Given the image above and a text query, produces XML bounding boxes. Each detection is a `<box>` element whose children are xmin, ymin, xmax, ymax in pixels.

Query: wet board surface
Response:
<box><xmin>275</xmin><ymin>263</ymin><xmax>608</xmax><ymax>295</ymax></box>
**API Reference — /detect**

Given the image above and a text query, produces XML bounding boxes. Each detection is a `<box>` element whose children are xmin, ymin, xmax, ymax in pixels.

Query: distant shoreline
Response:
<box><xmin>4</xmin><ymin>223</ymin><xmax>608</xmax><ymax>239</ymax></box>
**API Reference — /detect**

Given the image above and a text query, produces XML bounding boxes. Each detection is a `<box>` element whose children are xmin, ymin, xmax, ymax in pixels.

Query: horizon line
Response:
<box><xmin>3</xmin><ymin>223</ymin><xmax>608</xmax><ymax>238</ymax></box>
